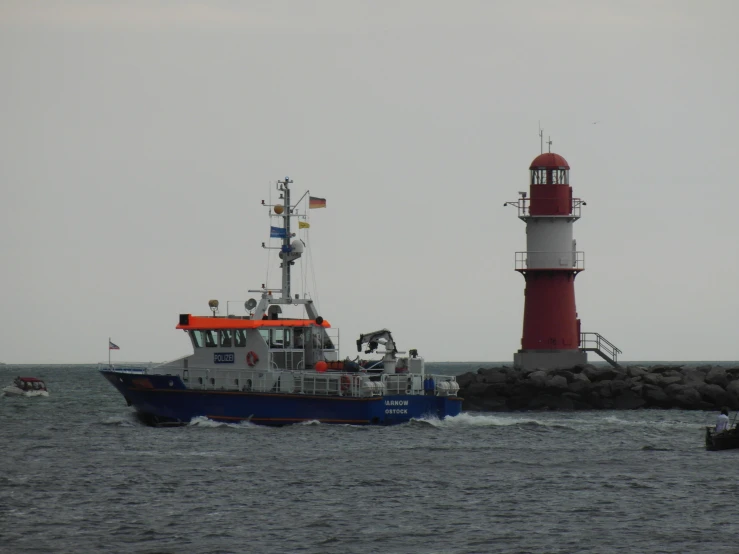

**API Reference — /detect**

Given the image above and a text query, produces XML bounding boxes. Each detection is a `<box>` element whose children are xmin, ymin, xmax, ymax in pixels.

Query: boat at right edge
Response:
<box><xmin>705</xmin><ymin>426</ymin><xmax>739</xmax><ymax>451</ymax></box>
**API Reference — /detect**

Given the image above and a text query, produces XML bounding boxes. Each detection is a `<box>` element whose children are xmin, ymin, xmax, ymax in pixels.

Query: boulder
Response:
<box><xmin>562</xmin><ymin>392</ymin><xmax>593</xmax><ymax>409</ymax></box>
<box><xmin>583</xmin><ymin>366</ymin><xmax>620</xmax><ymax>383</ymax></box>
<box><xmin>545</xmin><ymin>375</ymin><xmax>569</xmax><ymax>389</ymax></box>
<box><xmin>567</xmin><ymin>380</ymin><xmax>590</xmax><ymax>394</ymax></box>
<box><xmin>507</xmin><ymin>395</ymin><xmax>534</xmax><ymax>410</ymax></box>
<box><xmin>528</xmin><ymin>370</ymin><xmax>548</xmax><ymax>388</ymax></box>
<box><xmin>482</xmin><ymin>382</ymin><xmax>511</xmax><ymax>396</ymax></box>
<box><xmin>681</xmin><ymin>369</ymin><xmax>706</xmax><ymax>385</ymax></box>
<box><xmin>698</xmin><ymin>383</ymin><xmax>738</xmax><ymax>409</ymax></box>
<box><xmin>627</xmin><ymin>366</ymin><xmax>648</xmax><ymax>378</ymax></box>
<box><xmin>590</xmin><ymin>380</ymin><xmax>613</xmax><ymax>398</ymax></box>
<box><xmin>463</xmin><ymin>395</ymin><xmax>507</xmax><ymax>411</ymax></box>
<box><xmin>642</xmin><ymin>373</ymin><xmax>662</xmax><ymax>386</ymax></box>
<box><xmin>459</xmin><ymin>382</ymin><xmax>490</xmax><ymax>398</ymax></box>
<box><xmin>456</xmin><ymin>371</ymin><xmax>477</xmax><ymax>388</ymax></box>
<box><xmin>650</xmin><ymin>365</ymin><xmax>683</xmax><ymax>374</ymax></box>
<box><xmin>665</xmin><ymin>384</ymin><xmax>702</xmax><ymax>408</ymax></box>
<box><xmin>727</xmin><ymin>381</ymin><xmax>739</xmax><ymax>398</ymax></box>
<box><xmin>528</xmin><ymin>394</ymin><xmax>574</xmax><ymax>411</ymax></box>
<box><xmin>725</xmin><ymin>367</ymin><xmax>739</xmax><ymax>379</ymax></box>
<box><xmin>613</xmin><ymin>390</ymin><xmax>646</xmax><ymax>409</ymax></box>
<box><xmin>643</xmin><ymin>385</ymin><xmax>671</xmax><ymax>407</ymax></box>
<box><xmin>705</xmin><ymin>368</ymin><xmax>729</xmax><ymax>389</ymax></box>
<box><xmin>657</xmin><ymin>375</ymin><xmax>684</xmax><ymax>387</ymax></box>
<box><xmin>479</xmin><ymin>371</ymin><xmax>507</xmax><ymax>384</ymax></box>
<box><xmin>550</xmin><ymin>369</ymin><xmax>575</xmax><ymax>383</ymax></box>
<box><xmin>609</xmin><ymin>380</ymin><xmax>630</xmax><ymax>395</ymax></box>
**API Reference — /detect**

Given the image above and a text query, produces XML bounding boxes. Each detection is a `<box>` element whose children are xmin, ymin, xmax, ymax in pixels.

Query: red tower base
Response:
<box><xmin>516</xmin><ymin>270</ymin><xmax>586</xmax><ymax>370</ymax></box>
<box><xmin>513</xmin><ymin>349</ymin><xmax>587</xmax><ymax>371</ymax></box>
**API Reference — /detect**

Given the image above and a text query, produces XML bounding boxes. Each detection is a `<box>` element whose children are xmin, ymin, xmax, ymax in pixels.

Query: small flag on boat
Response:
<box><xmin>298</xmin><ymin>221</ymin><xmax>310</xmax><ymax>229</ymax></box>
<box><xmin>270</xmin><ymin>226</ymin><xmax>287</xmax><ymax>238</ymax></box>
<box><xmin>309</xmin><ymin>196</ymin><xmax>326</xmax><ymax>209</ymax></box>
<box><xmin>109</xmin><ymin>340</ymin><xmax>120</xmax><ymax>350</ymax></box>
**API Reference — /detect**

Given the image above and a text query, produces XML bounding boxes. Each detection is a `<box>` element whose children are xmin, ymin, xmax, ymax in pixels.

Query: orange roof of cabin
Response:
<box><xmin>176</xmin><ymin>315</ymin><xmax>331</xmax><ymax>330</ymax></box>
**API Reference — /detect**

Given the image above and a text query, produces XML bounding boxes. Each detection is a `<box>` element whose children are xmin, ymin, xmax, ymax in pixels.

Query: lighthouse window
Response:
<box><xmin>219</xmin><ymin>330</ymin><xmax>232</xmax><ymax>347</ymax></box>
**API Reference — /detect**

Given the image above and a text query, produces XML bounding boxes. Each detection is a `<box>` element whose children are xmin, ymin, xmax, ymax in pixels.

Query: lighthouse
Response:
<box><xmin>507</xmin><ymin>151</ymin><xmax>588</xmax><ymax>370</ymax></box>
<box><xmin>506</xmin><ymin>149</ymin><xmax>621</xmax><ymax>370</ymax></box>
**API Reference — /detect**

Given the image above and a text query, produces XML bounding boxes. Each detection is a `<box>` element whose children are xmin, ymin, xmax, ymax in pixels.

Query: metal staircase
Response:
<box><xmin>580</xmin><ymin>332</ymin><xmax>621</xmax><ymax>368</ymax></box>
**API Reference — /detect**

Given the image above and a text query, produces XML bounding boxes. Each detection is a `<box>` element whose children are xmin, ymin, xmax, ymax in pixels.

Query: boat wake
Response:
<box><xmin>101</xmin><ymin>416</ymin><xmax>137</xmax><ymax>427</ymax></box>
<box><xmin>188</xmin><ymin>416</ymin><xmax>262</xmax><ymax>430</ymax></box>
<box><xmin>429</xmin><ymin>412</ymin><xmax>574</xmax><ymax>430</ymax></box>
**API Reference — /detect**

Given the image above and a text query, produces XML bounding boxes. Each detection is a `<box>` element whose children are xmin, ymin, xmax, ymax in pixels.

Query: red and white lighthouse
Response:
<box><xmin>508</xmin><ymin>151</ymin><xmax>588</xmax><ymax>370</ymax></box>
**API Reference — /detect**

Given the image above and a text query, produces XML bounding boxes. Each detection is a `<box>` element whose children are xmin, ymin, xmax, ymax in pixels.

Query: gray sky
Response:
<box><xmin>2</xmin><ymin>0</ymin><xmax>738</xmax><ymax>364</ymax></box>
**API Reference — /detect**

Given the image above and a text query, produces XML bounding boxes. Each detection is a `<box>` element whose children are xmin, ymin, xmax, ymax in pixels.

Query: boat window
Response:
<box><xmin>258</xmin><ymin>329</ymin><xmax>269</xmax><ymax>344</ymax></box>
<box><xmin>204</xmin><ymin>330</ymin><xmax>218</xmax><ymax>347</ymax></box>
<box><xmin>219</xmin><ymin>330</ymin><xmax>232</xmax><ymax>347</ymax></box>
<box><xmin>190</xmin><ymin>331</ymin><xmax>204</xmax><ymax>348</ymax></box>
<box><xmin>234</xmin><ymin>330</ymin><xmax>247</xmax><ymax>347</ymax></box>
<box><xmin>294</xmin><ymin>328</ymin><xmax>304</xmax><ymax>349</ymax></box>
<box><xmin>271</xmin><ymin>329</ymin><xmax>290</xmax><ymax>349</ymax></box>
<box><xmin>271</xmin><ymin>329</ymin><xmax>282</xmax><ymax>348</ymax></box>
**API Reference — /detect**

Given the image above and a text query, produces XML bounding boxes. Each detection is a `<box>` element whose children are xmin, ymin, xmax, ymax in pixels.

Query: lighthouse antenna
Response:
<box><xmin>539</xmin><ymin>122</ymin><xmax>543</xmax><ymax>154</ymax></box>
<box><xmin>547</xmin><ymin>136</ymin><xmax>553</xmax><ymax>153</ymax></box>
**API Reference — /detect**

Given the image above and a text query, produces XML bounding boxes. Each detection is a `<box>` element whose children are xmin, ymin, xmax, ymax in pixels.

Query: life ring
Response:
<box><xmin>340</xmin><ymin>374</ymin><xmax>352</xmax><ymax>392</ymax></box>
<box><xmin>246</xmin><ymin>351</ymin><xmax>259</xmax><ymax>367</ymax></box>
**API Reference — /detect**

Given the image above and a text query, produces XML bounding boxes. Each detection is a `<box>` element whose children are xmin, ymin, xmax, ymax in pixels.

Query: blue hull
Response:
<box><xmin>102</xmin><ymin>370</ymin><xmax>462</xmax><ymax>426</ymax></box>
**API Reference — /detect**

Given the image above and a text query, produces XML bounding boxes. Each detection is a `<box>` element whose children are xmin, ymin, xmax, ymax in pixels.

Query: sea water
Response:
<box><xmin>1</xmin><ymin>364</ymin><xmax>737</xmax><ymax>554</ymax></box>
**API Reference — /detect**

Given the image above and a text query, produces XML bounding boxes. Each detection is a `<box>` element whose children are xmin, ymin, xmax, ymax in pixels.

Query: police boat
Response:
<box><xmin>100</xmin><ymin>178</ymin><xmax>462</xmax><ymax>426</ymax></box>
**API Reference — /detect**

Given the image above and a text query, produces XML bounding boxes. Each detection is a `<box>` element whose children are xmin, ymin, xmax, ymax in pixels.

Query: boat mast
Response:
<box><xmin>278</xmin><ymin>177</ymin><xmax>292</xmax><ymax>301</ymax></box>
<box><xmin>252</xmin><ymin>177</ymin><xmax>319</xmax><ymax>320</ymax></box>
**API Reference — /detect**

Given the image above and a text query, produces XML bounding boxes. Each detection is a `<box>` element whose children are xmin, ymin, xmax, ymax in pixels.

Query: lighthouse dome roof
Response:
<box><xmin>529</xmin><ymin>153</ymin><xmax>570</xmax><ymax>170</ymax></box>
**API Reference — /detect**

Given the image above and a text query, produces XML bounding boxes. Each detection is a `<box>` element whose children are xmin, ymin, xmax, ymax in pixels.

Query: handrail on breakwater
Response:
<box><xmin>580</xmin><ymin>332</ymin><xmax>622</xmax><ymax>367</ymax></box>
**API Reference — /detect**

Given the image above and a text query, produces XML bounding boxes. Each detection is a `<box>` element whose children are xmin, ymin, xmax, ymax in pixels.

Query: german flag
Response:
<box><xmin>309</xmin><ymin>196</ymin><xmax>326</xmax><ymax>209</ymax></box>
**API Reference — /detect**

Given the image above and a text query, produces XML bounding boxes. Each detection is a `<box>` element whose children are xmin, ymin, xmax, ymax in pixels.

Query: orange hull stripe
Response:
<box><xmin>177</xmin><ymin>316</ymin><xmax>331</xmax><ymax>330</ymax></box>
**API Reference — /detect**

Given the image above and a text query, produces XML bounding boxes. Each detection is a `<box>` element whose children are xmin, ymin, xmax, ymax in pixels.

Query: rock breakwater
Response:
<box><xmin>458</xmin><ymin>364</ymin><xmax>739</xmax><ymax>411</ymax></box>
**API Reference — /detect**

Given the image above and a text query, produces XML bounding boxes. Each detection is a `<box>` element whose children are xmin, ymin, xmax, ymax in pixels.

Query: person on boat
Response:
<box><xmin>715</xmin><ymin>407</ymin><xmax>730</xmax><ymax>433</ymax></box>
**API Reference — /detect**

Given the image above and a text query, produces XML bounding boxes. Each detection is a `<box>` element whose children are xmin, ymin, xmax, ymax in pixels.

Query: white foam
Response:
<box><xmin>188</xmin><ymin>416</ymin><xmax>261</xmax><ymax>429</ymax></box>
<box><xmin>429</xmin><ymin>412</ymin><xmax>554</xmax><ymax>428</ymax></box>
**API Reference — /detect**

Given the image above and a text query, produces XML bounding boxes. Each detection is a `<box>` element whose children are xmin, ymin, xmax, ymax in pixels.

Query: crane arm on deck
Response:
<box><xmin>356</xmin><ymin>329</ymin><xmax>398</xmax><ymax>356</ymax></box>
